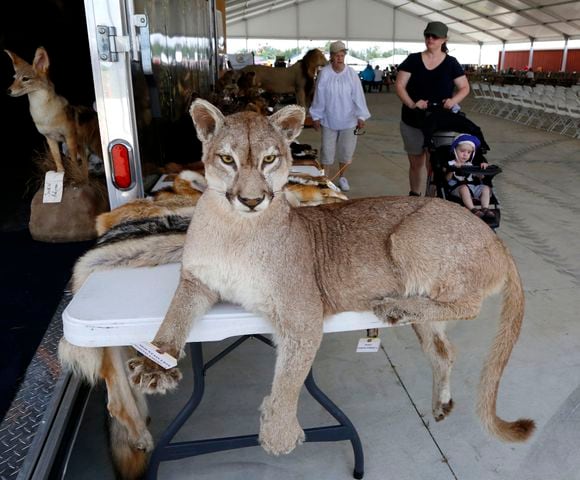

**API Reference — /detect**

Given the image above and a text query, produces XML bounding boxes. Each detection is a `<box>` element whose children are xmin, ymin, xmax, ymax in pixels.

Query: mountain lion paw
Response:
<box><xmin>259</xmin><ymin>396</ymin><xmax>305</xmax><ymax>455</ymax></box>
<box><xmin>433</xmin><ymin>399</ymin><xmax>454</xmax><ymax>422</ymax></box>
<box><xmin>127</xmin><ymin>356</ymin><xmax>182</xmax><ymax>394</ymax></box>
<box><xmin>129</xmin><ymin>429</ymin><xmax>154</xmax><ymax>452</ymax></box>
<box><xmin>372</xmin><ymin>300</ymin><xmax>416</xmax><ymax>325</ymax></box>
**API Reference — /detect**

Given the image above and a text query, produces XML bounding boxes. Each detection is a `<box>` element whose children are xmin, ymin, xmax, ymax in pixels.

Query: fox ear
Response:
<box><xmin>4</xmin><ymin>50</ymin><xmax>25</xmax><ymax>68</ymax></box>
<box><xmin>189</xmin><ymin>99</ymin><xmax>224</xmax><ymax>143</ymax></box>
<box><xmin>269</xmin><ymin>105</ymin><xmax>305</xmax><ymax>142</ymax></box>
<box><xmin>32</xmin><ymin>47</ymin><xmax>49</xmax><ymax>73</ymax></box>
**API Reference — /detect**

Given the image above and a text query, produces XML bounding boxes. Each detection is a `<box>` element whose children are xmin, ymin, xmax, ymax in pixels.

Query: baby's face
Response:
<box><xmin>456</xmin><ymin>144</ymin><xmax>474</xmax><ymax>163</ymax></box>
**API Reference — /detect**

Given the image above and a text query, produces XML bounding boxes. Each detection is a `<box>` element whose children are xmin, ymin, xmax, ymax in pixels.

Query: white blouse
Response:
<box><xmin>309</xmin><ymin>64</ymin><xmax>371</xmax><ymax>131</ymax></box>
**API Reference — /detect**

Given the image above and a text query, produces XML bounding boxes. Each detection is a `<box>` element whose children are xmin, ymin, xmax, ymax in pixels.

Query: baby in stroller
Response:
<box><xmin>425</xmin><ymin>112</ymin><xmax>501</xmax><ymax>229</ymax></box>
<box><xmin>447</xmin><ymin>134</ymin><xmax>496</xmax><ymax>220</ymax></box>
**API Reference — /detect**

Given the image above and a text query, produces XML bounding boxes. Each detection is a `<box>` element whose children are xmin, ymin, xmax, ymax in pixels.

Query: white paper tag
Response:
<box><xmin>356</xmin><ymin>337</ymin><xmax>381</xmax><ymax>353</ymax></box>
<box><xmin>132</xmin><ymin>342</ymin><xmax>178</xmax><ymax>369</ymax></box>
<box><xmin>42</xmin><ymin>171</ymin><xmax>64</xmax><ymax>203</ymax></box>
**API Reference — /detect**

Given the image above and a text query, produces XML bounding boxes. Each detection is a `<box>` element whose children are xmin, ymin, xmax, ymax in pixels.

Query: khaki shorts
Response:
<box><xmin>320</xmin><ymin>126</ymin><xmax>357</xmax><ymax>165</ymax></box>
<box><xmin>400</xmin><ymin>121</ymin><xmax>425</xmax><ymax>156</ymax></box>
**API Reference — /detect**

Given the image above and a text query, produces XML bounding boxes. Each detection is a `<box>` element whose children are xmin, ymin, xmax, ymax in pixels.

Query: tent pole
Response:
<box><xmin>561</xmin><ymin>35</ymin><xmax>569</xmax><ymax>72</ymax></box>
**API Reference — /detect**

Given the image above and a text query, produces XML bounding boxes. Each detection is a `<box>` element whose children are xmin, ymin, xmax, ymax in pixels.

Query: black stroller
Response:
<box><xmin>424</xmin><ymin>106</ymin><xmax>502</xmax><ymax>230</ymax></box>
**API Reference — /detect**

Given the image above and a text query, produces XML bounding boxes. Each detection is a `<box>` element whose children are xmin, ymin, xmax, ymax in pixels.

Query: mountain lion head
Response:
<box><xmin>190</xmin><ymin>99</ymin><xmax>305</xmax><ymax>215</ymax></box>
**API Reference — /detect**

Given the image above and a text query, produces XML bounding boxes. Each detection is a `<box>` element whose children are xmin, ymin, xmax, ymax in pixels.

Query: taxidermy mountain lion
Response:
<box><xmin>127</xmin><ymin>99</ymin><xmax>534</xmax><ymax>455</ymax></box>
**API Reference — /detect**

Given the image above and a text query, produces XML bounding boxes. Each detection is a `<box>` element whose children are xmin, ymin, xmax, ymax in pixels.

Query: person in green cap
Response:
<box><xmin>395</xmin><ymin>21</ymin><xmax>470</xmax><ymax>197</ymax></box>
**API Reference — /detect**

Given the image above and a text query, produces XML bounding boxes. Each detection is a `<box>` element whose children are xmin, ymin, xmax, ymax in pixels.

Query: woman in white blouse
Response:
<box><xmin>309</xmin><ymin>41</ymin><xmax>371</xmax><ymax>192</ymax></box>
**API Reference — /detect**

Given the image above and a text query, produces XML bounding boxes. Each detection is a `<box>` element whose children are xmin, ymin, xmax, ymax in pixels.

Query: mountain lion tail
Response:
<box><xmin>476</xmin><ymin>244</ymin><xmax>535</xmax><ymax>442</ymax></box>
<box><xmin>109</xmin><ymin>416</ymin><xmax>149</xmax><ymax>480</ymax></box>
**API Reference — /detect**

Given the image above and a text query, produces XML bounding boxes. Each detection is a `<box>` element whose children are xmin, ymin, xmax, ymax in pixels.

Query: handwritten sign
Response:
<box><xmin>132</xmin><ymin>342</ymin><xmax>178</xmax><ymax>369</ymax></box>
<box><xmin>356</xmin><ymin>337</ymin><xmax>381</xmax><ymax>353</ymax></box>
<box><xmin>42</xmin><ymin>171</ymin><xmax>64</xmax><ymax>203</ymax></box>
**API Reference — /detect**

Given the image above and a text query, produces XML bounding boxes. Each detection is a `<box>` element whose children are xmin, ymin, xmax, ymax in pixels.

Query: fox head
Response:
<box><xmin>5</xmin><ymin>47</ymin><xmax>52</xmax><ymax>97</ymax></box>
<box><xmin>190</xmin><ymin>99</ymin><xmax>305</xmax><ymax>216</ymax></box>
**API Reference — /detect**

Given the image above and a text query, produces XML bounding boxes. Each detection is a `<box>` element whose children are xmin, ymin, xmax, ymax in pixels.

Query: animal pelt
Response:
<box><xmin>287</xmin><ymin>172</ymin><xmax>327</xmax><ymax>186</ymax></box>
<box><xmin>285</xmin><ymin>183</ymin><xmax>348</xmax><ymax>206</ymax></box>
<box><xmin>59</xmin><ymin>216</ymin><xmax>189</xmax><ymax>479</ymax></box>
<box><xmin>95</xmin><ymin>197</ymin><xmax>195</xmax><ymax>236</ymax></box>
<box><xmin>153</xmin><ymin>170</ymin><xmax>207</xmax><ymax>202</ymax></box>
<box><xmin>96</xmin><ymin>170</ymin><xmax>204</xmax><ymax>235</ymax></box>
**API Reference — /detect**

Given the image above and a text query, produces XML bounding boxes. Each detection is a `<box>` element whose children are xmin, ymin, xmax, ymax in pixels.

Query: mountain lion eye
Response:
<box><xmin>22</xmin><ymin>76</ymin><xmax>30</xmax><ymax>82</ymax></box>
<box><xmin>263</xmin><ymin>155</ymin><xmax>277</xmax><ymax>164</ymax></box>
<box><xmin>219</xmin><ymin>154</ymin><xmax>234</xmax><ymax>165</ymax></box>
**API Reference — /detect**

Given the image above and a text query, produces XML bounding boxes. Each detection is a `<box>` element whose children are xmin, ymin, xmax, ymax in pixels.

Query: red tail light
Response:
<box><xmin>109</xmin><ymin>141</ymin><xmax>133</xmax><ymax>189</ymax></box>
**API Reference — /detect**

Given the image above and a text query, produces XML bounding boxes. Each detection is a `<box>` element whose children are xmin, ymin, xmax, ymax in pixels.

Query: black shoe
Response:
<box><xmin>409</xmin><ymin>191</ymin><xmax>421</xmax><ymax>197</ymax></box>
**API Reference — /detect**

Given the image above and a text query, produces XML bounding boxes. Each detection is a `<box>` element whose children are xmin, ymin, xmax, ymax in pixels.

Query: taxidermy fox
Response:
<box><xmin>124</xmin><ymin>99</ymin><xmax>534</xmax><ymax>456</ymax></box>
<box><xmin>5</xmin><ymin>46</ymin><xmax>101</xmax><ymax>179</ymax></box>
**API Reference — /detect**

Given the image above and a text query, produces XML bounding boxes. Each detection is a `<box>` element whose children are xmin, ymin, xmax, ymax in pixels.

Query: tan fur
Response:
<box><xmin>285</xmin><ymin>183</ymin><xmax>348</xmax><ymax>206</ymax></box>
<box><xmin>153</xmin><ymin>170</ymin><xmax>206</xmax><ymax>203</ymax></box>
<box><xmin>5</xmin><ymin>47</ymin><xmax>101</xmax><ymax>180</ymax></box>
<box><xmin>239</xmin><ymin>49</ymin><xmax>327</xmax><ymax>106</ymax></box>
<box><xmin>124</xmin><ymin>100</ymin><xmax>534</xmax><ymax>459</ymax></box>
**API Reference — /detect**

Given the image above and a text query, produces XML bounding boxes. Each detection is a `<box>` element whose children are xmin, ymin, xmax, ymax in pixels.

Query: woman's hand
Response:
<box><xmin>442</xmin><ymin>98</ymin><xmax>455</xmax><ymax>109</ymax></box>
<box><xmin>312</xmin><ymin>120</ymin><xmax>321</xmax><ymax>131</ymax></box>
<box><xmin>357</xmin><ymin>119</ymin><xmax>366</xmax><ymax>129</ymax></box>
<box><xmin>480</xmin><ymin>162</ymin><xmax>489</xmax><ymax>170</ymax></box>
<box><xmin>414</xmin><ymin>99</ymin><xmax>429</xmax><ymax>110</ymax></box>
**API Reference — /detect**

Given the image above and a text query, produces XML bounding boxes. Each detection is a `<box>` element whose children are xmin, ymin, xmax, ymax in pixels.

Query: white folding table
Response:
<box><xmin>63</xmin><ymin>263</ymin><xmax>388</xmax><ymax>479</ymax></box>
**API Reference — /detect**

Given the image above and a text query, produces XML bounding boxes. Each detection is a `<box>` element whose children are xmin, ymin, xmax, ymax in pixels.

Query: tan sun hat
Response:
<box><xmin>329</xmin><ymin>41</ymin><xmax>348</xmax><ymax>54</ymax></box>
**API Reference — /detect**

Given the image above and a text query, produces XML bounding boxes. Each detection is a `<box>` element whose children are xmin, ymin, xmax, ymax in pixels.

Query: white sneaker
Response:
<box><xmin>338</xmin><ymin>177</ymin><xmax>350</xmax><ymax>192</ymax></box>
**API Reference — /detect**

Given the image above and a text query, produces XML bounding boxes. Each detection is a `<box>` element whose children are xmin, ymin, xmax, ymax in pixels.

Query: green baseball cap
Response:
<box><xmin>424</xmin><ymin>21</ymin><xmax>448</xmax><ymax>38</ymax></box>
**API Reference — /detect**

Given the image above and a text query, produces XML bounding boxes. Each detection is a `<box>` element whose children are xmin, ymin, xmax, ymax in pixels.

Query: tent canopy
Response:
<box><xmin>225</xmin><ymin>0</ymin><xmax>580</xmax><ymax>45</ymax></box>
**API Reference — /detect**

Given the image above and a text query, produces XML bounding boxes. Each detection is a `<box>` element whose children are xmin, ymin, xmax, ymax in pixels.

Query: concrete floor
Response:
<box><xmin>65</xmin><ymin>92</ymin><xmax>580</xmax><ymax>480</ymax></box>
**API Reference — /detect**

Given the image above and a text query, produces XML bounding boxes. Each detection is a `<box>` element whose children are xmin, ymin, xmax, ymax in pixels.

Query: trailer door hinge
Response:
<box><xmin>132</xmin><ymin>14</ymin><xmax>152</xmax><ymax>74</ymax></box>
<box><xmin>96</xmin><ymin>15</ymin><xmax>152</xmax><ymax>74</ymax></box>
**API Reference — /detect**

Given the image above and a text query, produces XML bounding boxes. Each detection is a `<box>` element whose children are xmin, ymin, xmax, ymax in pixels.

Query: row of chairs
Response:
<box><xmin>470</xmin><ymin>82</ymin><xmax>580</xmax><ymax>138</ymax></box>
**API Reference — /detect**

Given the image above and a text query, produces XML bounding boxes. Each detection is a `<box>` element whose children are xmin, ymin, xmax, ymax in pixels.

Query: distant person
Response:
<box><xmin>373</xmin><ymin>65</ymin><xmax>383</xmax><ymax>92</ymax></box>
<box><xmin>382</xmin><ymin>67</ymin><xmax>392</xmax><ymax>92</ymax></box>
<box><xmin>310</xmin><ymin>41</ymin><xmax>371</xmax><ymax>192</ymax></box>
<box><xmin>361</xmin><ymin>63</ymin><xmax>375</xmax><ymax>93</ymax></box>
<box><xmin>395</xmin><ymin>21</ymin><xmax>470</xmax><ymax>197</ymax></box>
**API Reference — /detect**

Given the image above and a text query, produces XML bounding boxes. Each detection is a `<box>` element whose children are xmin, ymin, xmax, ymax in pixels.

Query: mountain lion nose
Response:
<box><xmin>237</xmin><ymin>195</ymin><xmax>265</xmax><ymax>209</ymax></box>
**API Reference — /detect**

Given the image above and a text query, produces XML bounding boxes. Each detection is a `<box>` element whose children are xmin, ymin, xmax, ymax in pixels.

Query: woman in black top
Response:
<box><xmin>395</xmin><ymin>21</ymin><xmax>470</xmax><ymax>196</ymax></box>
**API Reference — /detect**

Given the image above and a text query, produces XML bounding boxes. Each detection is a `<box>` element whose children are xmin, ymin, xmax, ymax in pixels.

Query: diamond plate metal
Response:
<box><xmin>0</xmin><ymin>295</ymin><xmax>71</xmax><ymax>480</ymax></box>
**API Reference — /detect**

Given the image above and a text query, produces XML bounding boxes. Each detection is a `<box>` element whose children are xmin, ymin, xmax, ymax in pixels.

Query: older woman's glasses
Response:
<box><xmin>354</xmin><ymin>127</ymin><xmax>366</xmax><ymax>136</ymax></box>
<box><xmin>424</xmin><ymin>33</ymin><xmax>441</xmax><ymax>40</ymax></box>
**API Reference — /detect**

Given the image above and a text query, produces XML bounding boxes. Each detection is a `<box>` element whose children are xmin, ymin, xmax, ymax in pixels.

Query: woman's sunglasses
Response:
<box><xmin>424</xmin><ymin>33</ymin><xmax>442</xmax><ymax>40</ymax></box>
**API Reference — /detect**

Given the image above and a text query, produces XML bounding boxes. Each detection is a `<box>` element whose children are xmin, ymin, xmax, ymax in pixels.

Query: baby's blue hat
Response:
<box><xmin>451</xmin><ymin>133</ymin><xmax>480</xmax><ymax>152</ymax></box>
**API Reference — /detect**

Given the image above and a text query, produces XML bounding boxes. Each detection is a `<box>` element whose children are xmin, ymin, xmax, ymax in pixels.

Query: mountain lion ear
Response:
<box><xmin>269</xmin><ymin>105</ymin><xmax>305</xmax><ymax>142</ymax></box>
<box><xmin>190</xmin><ymin>99</ymin><xmax>225</xmax><ymax>142</ymax></box>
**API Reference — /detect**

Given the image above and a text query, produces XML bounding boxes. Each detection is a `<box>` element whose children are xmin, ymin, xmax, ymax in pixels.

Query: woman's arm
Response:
<box><xmin>443</xmin><ymin>75</ymin><xmax>470</xmax><ymax>109</ymax></box>
<box><xmin>396</xmin><ymin>71</ymin><xmax>428</xmax><ymax>109</ymax></box>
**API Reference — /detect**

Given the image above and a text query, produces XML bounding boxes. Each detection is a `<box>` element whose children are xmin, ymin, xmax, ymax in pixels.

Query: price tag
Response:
<box><xmin>132</xmin><ymin>342</ymin><xmax>178</xmax><ymax>369</ymax></box>
<box><xmin>356</xmin><ymin>337</ymin><xmax>381</xmax><ymax>353</ymax></box>
<box><xmin>42</xmin><ymin>171</ymin><xmax>64</xmax><ymax>203</ymax></box>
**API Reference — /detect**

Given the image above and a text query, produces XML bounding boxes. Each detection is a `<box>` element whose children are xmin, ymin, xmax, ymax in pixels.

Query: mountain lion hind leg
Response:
<box><xmin>412</xmin><ymin>323</ymin><xmax>455</xmax><ymax>421</ymax></box>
